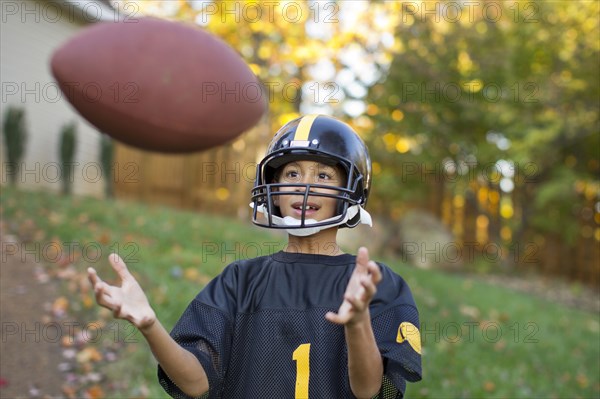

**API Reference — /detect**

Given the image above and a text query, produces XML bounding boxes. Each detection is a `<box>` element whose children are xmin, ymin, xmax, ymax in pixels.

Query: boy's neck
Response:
<box><xmin>284</xmin><ymin>227</ymin><xmax>344</xmax><ymax>256</ymax></box>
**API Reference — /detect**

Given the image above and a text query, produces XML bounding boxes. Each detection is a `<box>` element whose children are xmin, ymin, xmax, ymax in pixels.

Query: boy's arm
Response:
<box><xmin>139</xmin><ymin>320</ymin><xmax>209</xmax><ymax>397</ymax></box>
<box><xmin>343</xmin><ymin>310</ymin><xmax>383</xmax><ymax>398</ymax></box>
<box><xmin>88</xmin><ymin>254</ymin><xmax>209</xmax><ymax>397</ymax></box>
<box><xmin>325</xmin><ymin>247</ymin><xmax>383</xmax><ymax>398</ymax></box>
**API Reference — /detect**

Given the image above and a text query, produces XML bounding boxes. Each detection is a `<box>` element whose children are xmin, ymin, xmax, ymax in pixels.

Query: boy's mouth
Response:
<box><xmin>291</xmin><ymin>201</ymin><xmax>321</xmax><ymax>216</ymax></box>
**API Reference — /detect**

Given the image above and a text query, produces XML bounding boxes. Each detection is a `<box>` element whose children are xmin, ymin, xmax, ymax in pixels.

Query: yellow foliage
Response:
<box><xmin>391</xmin><ymin>110</ymin><xmax>404</xmax><ymax>121</ymax></box>
<box><xmin>278</xmin><ymin>112</ymin><xmax>301</xmax><ymax>126</ymax></box>
<box><xmin>216</xmin><ymin>187</ymin><xmax>230</xmax><ymax>201</ymax></box>
<box><xmin>395</xmin><ymin>138</ymin><xmax>411</xmax><ymax>154</ymax></box>
<box><xmin>366</xmin><ymin>104</ymin><xmax>379</xmax><ymax>116</ymax></box>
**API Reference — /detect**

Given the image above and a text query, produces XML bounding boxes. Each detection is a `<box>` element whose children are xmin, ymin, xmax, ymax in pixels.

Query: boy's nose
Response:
<box><xmin>294</xmin><ymin>183</ymin><xmax>308</xmax><ymax>192</ymax></box>
<box><xmin>297</xmin><ymin>172</ymin><xmax>314</xmax><ymax>185</ymax></box>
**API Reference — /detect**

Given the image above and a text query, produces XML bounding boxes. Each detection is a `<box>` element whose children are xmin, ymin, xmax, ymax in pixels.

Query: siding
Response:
<box><xmin>1</xmin><ymin>0</ymin><xmax>113</xmax><ymax>197</ymax></box>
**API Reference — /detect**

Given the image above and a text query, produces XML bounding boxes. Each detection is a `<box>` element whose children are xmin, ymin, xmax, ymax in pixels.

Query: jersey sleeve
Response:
<box><xmin>158</xmin><ymin>264</ymin><xmax>238</xmax><ymax>399</ymax></box>
<box><xmin>371</xmin><ymin>265</ymin><xmax>422</xmax><ymax>398</ymax></box>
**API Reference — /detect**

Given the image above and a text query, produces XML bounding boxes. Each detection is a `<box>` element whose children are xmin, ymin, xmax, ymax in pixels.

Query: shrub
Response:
<box><xmin>59</xmin><ymin>122</ymin><xmax>77</xmax><ymax>195</ymax></box>
<box><xmin>2</xmin><ymin>106</ymin><xmax>28</xmax><ymax>185</ymax></box>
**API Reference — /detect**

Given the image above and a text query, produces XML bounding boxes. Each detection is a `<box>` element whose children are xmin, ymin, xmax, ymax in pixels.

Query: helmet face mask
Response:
<box><xmin>251</xmin><ymin>114</ymin><xmax>372</xmax><ymax>234</ymax></box>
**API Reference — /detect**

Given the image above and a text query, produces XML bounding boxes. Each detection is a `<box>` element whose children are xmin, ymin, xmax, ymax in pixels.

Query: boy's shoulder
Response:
<box><xmin>371</xmin><ymin>261</ymin><xmax>419</xmax><ymax>315</ymax></box>
<box><xmin>223</xmin><ymin>252</ymin><xmax>277</xmax><ymax>272</ymax></box>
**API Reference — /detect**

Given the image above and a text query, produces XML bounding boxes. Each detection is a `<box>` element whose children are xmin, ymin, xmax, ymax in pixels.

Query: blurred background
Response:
<box><xmin>1</xmin><ymin>1</ymin><xmax>599</xmax><ymax>398</ymax></box>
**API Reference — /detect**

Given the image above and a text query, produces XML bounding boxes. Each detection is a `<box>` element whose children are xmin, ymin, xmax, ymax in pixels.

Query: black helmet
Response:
<box><xmin>251</xmin><ymin>114</ymin><xmax>372</xmax><ymax>233</ymax></box>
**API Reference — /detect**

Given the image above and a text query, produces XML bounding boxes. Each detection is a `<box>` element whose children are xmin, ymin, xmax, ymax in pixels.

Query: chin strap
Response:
<box><xmin>250</xmin><ymin>203</ymin><xmax>372</xmax><ymax>237</ymax></box>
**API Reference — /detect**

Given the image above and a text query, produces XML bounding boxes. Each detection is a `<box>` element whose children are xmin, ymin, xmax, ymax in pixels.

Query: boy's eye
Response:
<box><xmin>285</xmin><ymin>170</ymin><xmax>299</xmax><ymax>179</ymax></box>
<box><xmin>318</xmin><ymin>172</ymin><xmax>331</xmax><ymax>180</ymax></box>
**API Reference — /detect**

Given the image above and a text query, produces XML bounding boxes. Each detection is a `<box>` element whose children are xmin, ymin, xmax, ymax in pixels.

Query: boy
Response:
<box><xmin>88</xmin><ymin>114</ymin><xmax>422</xmax><ymax>398</ymax></box>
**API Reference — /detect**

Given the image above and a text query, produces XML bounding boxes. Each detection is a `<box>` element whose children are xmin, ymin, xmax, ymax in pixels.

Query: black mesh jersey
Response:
<box><xmin>158</xmin><ymin>251</ymin><xmax>422</xmax><ymax>399</ymax></box>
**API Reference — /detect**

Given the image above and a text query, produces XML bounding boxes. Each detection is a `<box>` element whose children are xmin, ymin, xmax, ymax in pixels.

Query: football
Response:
<box><xmin>50</xmin><ymin>17</ymin><xmax>266</xmax><ymax>153</ymax></box>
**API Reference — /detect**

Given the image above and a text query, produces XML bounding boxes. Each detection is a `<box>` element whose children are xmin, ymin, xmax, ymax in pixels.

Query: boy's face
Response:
<box><xmin>274</xmin><ymin>160</ymin><xmax>346</xmax><ymax>222</ymax></box>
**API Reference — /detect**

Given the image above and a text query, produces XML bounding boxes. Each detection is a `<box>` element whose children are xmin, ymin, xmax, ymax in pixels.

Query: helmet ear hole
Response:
<box><xmin>346</xmin><ymin>211</ymin><xmax>361</xmax><ymax>228</ymax></box>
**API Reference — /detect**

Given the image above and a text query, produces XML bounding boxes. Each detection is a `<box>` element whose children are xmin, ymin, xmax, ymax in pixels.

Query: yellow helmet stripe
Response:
<box><xmin>293</xmin><ymin>114</ymin><xmax>320</xmax><ymax>141</ymax></box>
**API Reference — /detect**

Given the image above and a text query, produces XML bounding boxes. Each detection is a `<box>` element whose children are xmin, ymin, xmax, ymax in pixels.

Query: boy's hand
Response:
<box><xmin>87</xmin><ymin>253</ymin><xmax>156</xmax><ymax>332</ymax></box>
<box><xmin>326</xmin><ymin>247</ymin><xmax>382</xmax><ymax>326</ymax></box>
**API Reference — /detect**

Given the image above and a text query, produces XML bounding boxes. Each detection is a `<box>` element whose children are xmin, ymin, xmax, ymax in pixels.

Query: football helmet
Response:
<box><xmin>251</xmin><ymin>114</ymin><xmax>373</xmax><ymax>236</ymax></box>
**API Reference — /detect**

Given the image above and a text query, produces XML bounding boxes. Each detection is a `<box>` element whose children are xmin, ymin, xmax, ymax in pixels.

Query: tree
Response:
<box><xmin>364</xmin><ymin>1</ymin><xmax>599</xmax><ymax>265</ymax></box>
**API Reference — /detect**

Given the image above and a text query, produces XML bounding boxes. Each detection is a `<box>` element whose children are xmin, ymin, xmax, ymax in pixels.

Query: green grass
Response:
<box><xmin>2</xmin><ymin>186</ymin><xmax>599</xmax><ymax>398</ymax></box>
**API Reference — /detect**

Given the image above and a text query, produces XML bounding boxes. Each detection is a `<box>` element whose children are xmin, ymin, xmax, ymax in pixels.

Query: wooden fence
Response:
<box><xmin>113</xmin><ymin>123</ymin><xmax>269</xmax><ymax>217</ymax></box>
<box><xmin>428</xmin><ymin>175</ymin><xmax>600</xmax><ymax>287</ymax></box>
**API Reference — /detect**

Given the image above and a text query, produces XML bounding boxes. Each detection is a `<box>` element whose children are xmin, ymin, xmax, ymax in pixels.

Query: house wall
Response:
<box><xmin>1</xmin><ymin>0</ymin><xmax>115</xmax><ymax>197</ymax></box>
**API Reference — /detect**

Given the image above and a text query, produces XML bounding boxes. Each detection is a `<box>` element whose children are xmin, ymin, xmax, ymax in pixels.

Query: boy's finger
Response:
<box><xmin>325</xmin><ymin>311</ymin><xmax>342</xmax><ymax>324</ymax></box>
<box><xmin>94</xmin><ymin>281</ymin><xmax>108</xmax><ymax>304</ymax></box>
<box><xmin>367</xmin><ymin>261</ymin><xmax>382</xmax><ymax>284</ymax></box>
<box><xmin>360</xmin><ymin>277</ymin><xmax>377</xmax><ymax>299</ymax></box>
<box><xmin>87</xmin><ymin>267</ymin><xmax>100</xmax><ymax>286</ymax></box>
<box><xmin>95</xmin><ymin>282</ymin><xmax>120</xmax><ymax>309</ymax></box>
<box><xmin>355</xmin><ymin>247</ymin><xmax>369</xmax><ymax>272</ymax></box>
<box><xmin>87</xmin><ymin>267</ymin><xmax>96</xmax><ymax>282</ymax></box>
<box><xmin>325</xmin><ymin>311</ymin><xmax>350</xmax><ymax>325</ymax></box>
<box><xmin>108</xmin><ymin>253</ymin><xmax>132</xmax><ymax>281</ymax></box>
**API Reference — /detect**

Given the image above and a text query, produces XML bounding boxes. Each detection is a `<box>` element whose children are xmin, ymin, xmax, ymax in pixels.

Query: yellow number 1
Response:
<box><xmin>292</xmin><ymin>343</ymin><xmax>311</xmax><ymax>399</ymax></box>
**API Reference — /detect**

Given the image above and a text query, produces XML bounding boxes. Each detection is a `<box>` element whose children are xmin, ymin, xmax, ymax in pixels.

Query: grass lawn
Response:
<box><xmin>1</xmin><ymin>186</ymin><xmax>599</xmax><ymax>398</ymax></box>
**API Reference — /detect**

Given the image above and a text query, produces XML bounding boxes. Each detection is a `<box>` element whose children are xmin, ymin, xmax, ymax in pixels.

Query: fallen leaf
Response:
<box><xmin>483</xmin><ymin>381</ymin><xmax>496</xmax><ymax>392</ymax></box>
<box><xmin>104</xmin><ymin>351</ymin><xmax>117</xmax><ymax>362</ymax></box>
<box><xmin>34</xmin><ymin>266</ymin><xmax>50</xmax><ymax>284</ymax></box>
<box><xmin>82</xmin><ymin>295</ymin><xmax>95</xmax><ymax>309</ymax></box>
<box><xmin>52</xmin><ymin>296</ymin><xmax>69</xmax><ymax>317</ymax></box>
<box><xmin>62</xmin><ymin>348</ymin><xmax>77</xmax><ymax>360</ymax></box>
<box><xmin>97</xmin><ymin>233</ymin><xmax>111</xmax><ymax>246</ymax></box>
<box><xmin>62</xmin><ymin>384</ymin><xmax>77</xmax><ymax>399</ymax></box>
<box><xmin>576</xmin><ymin>373</ymin><xmax>589</xmax><ymax>388</ymax></box>
<box><xmin>493</xmin><ymin>339</ymin><xmax>506</xmax><ymax>351</ymax></box>
<box><xmin>58</xmin><ymin>362</ymin><xmax>73</xmax><ymax>372</ymax></box>
<box><xmin>498</xmin><ymin>312</ymin><xmax>510</xmax><ymax>323</ymax></box>
<box><xmin>85</xmin><ymin>372</ymin><xmax>103</xmax><ymax>383</ymax></box>
<box><xmin>81</xmin><ymin>361</ymin><xmax>94</xmax><ymax>374</ymax></box>
<box><xmin>62</xmin><ymin>336</ymin><xmax>75</xmax><ymax>348</ymax></box>
<box><xmin>28</xmin><ymin>383</ymin><xmax>41</xmax><ymax>397</ymax></box>
<box><xmin>459</xmin><ymin>305</ymin><xmax>481</xmax><ymax>320</ymax></box>
<box><xmin>184</xmin><ymin>268</ymin><xmax>199</xmax><ymax>281</ymax></box>
<box><xmin>78</xmin><ymin>213</ymin><xmax>90</xmax><ymax>224</ymax></box>
<box><xmin>57</xmin><ymin>266</ymin><xmax>77</xmax><ymax>280</ymax></box>
<box><xmin>76</xmin><ymin>347</ymin><xmax>103</xmax><ymax>363</ymax></box>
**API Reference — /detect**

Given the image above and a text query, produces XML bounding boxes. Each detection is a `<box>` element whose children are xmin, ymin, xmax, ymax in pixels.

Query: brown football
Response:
<box><xmin>50</xmin><ymin>17</ymin><xmax>266</xmax><ymax>153</ymax></box>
